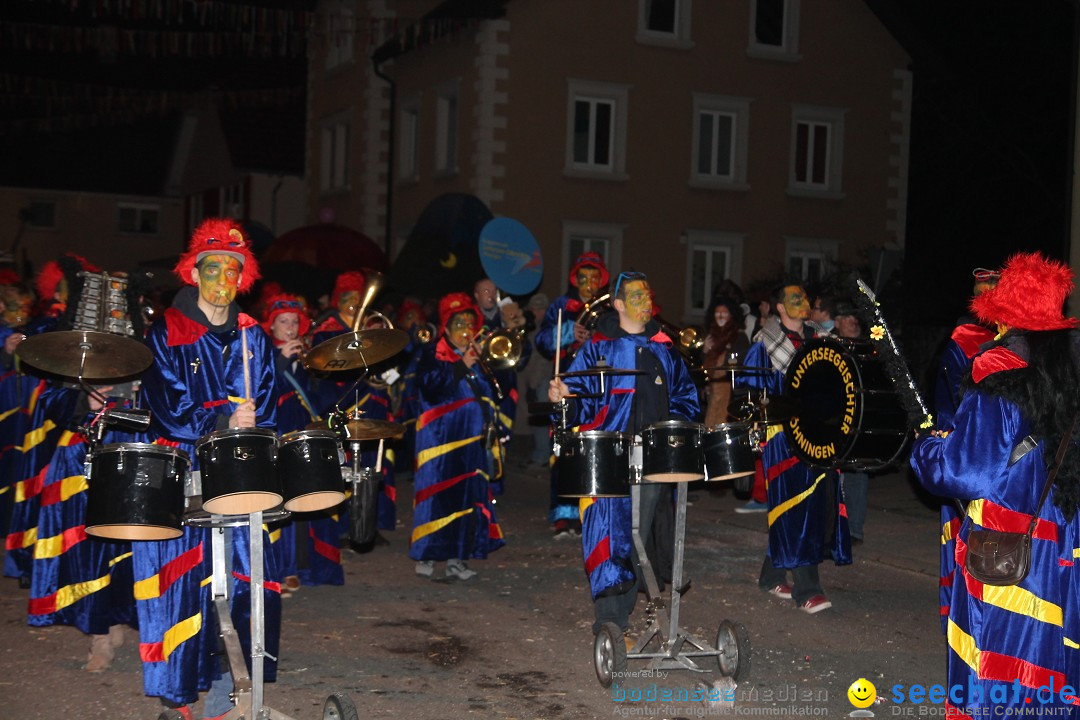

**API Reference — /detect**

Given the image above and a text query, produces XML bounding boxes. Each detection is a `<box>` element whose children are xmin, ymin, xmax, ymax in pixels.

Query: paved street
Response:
<box><xmin>0</xmin><ymin>441</ymin><xmax>949</xmax><ymax>719</ymax></box>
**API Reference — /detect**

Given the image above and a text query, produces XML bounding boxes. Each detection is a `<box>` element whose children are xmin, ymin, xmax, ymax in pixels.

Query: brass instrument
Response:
<box><xmin>477</xmin><ymin>326</ymin><xmax>525</xmax><ymax>370</ymax></box>
<box><xmin>414</xmin><ymin>322</ymin><xmax>438</xmax><ymax>344</ymax></box>
<box><xmin>351</xmin><ymin>270</ymin><xmax>386</xmax><ymax>332</ymax></box>
<box><xmin>578</xmin><ymin>292</ymin><xmax>613</xmax><ymax>331</ymax></box>
<box><xmin>654</xmin><ymin>315</ymin><xmax>705</xmax><ymax>368</ymax></box>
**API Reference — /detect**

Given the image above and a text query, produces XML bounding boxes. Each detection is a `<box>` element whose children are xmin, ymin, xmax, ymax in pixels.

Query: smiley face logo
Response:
<box><xmin>847</xmin><ymin>677</ymin><xmax>877</xmax><ymax>709</ymax></box>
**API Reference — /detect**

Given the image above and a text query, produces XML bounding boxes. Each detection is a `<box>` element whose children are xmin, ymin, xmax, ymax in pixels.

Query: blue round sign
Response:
<box><xmin>478</xmin><ymin>217</ymin><xmax>543</xmax><ymax>295</ymax></box>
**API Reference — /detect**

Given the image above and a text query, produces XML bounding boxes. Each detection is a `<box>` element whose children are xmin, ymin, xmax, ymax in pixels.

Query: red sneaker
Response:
<box><xmin>766</xmin><ymin>583</ymin><xmax>793</xmax><ymax>600</ymax></box>
<box><xmin>799</xmin><ymin>595</ymin><xmax>832</xmax><ymax>614</ymax></box>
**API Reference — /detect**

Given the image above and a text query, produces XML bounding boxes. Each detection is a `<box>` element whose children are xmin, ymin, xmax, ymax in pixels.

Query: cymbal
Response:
<box><xmin>304</xmin><ymin>328</ymin><xmax>409</xmax><ymax>372</ymax></box>
<box><xmin>696</xmin><ymin>364</ymin><xmax>774</xmax><ymax>375</ymax></box>
<box><xmin>308</xmin><ymin>417</ymin><xmax>405</xmax><ymax>440</ymax></box>
<box><xmin>15</xmin><ymin>330</ymin><xmax>153</xmax><ymax>381</ymax></box>
<box><xmin>558</xmin><ymin>366</ymin><xmax>646</xmax><ymax>378</ymax></box>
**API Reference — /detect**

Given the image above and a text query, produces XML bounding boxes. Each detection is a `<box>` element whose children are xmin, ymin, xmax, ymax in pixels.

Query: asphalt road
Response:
<box><xmin>0</xmin><ymin>442</ymin><xmax>948</xmax><ymax>719</ymax></box>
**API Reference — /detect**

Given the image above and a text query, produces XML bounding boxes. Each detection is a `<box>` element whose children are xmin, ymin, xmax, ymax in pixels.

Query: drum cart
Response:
<box><xmin>156</xmin><ymin>508</ymin><xmax>359</xmax><ymax>720</ymax></box>
<box><xmin>592</xmin><ymin>474</ymin><xmax>751</xmax><ymax>688</ymax></box>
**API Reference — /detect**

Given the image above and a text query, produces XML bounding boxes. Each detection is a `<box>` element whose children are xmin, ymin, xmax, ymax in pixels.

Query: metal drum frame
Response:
<box><xmin>593</xmin><ymin>472</ymin><xmax>751</xmax><ymax>688</ymax></box>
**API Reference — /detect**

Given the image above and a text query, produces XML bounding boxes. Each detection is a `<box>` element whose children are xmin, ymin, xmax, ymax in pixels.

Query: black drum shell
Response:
<box><xmin>86</xmin><ymin>442</ymin><xmax>189</xmax><ymax>541</ymax></box>
<box><xmin>641</xmin><ymin>420</ymin><xmax>705</xmax><ymax>482</ymax></box>
<box><xmin>556</xmin><ymin>430</ymin><xmax>631</xmax><ymax>497</ymax></box>
<box><xmin>347</xmin><ymin>467</ymin><xmax>379</xmax><ymax>545</ymax></box>
<box><xmin>195</xmin><ymin>428</ymin><xmax>281</xmax><ymax>515</ymax></box>
<box><xmin>702</xmin><ymin>423</ymin><xmax>755</xmax><ymax>481</ymax></box>
<box><xmin>783</xmin><ymin>338</ymin><xmax>910</xmax><ymax>470</ymax></box>
<box><xmin>278</xmin><ymin>429</ymin><xmax>345</xmax><ymax>513</ymax></box>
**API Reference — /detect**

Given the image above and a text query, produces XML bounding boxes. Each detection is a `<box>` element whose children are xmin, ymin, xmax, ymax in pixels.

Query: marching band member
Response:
<box><xmin>410</xmin><ymin>292</ymin><xmax>506</xmax><ymax>580</ymax></box>
<box><xmin>138</xmin><ymin>218</ymin><xmax>280</xmax><ymax>719</ymax></box>
<box><xmin>547</xmin><ymin>271</ymin><xmax>698</xmax><ymax>638</ymax></box>
<box><xmin>536</xmin><ymin>252</ymin><xmax>611</xmax><ymax>538</ymax></box>
<box><xmin>736</xmin><ymin>283</ymin><xmax>851</xmax><ymax>614</ymax></box>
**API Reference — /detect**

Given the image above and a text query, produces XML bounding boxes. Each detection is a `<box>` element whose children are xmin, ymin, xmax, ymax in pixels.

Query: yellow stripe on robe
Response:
<box><xmin>764</xmin><ymin>423</ymin><xmax>784</xmax><ymax>443</ymax></box>
<box><xmin>51</xmin><ymin>573</ymin><xmax>112</xmax><ymax>611</ymax></box>
<box><xmin>416</xmin><ymin>435</ymin><xmax>482</xmax><ymax>469</ymax></box>
<box><xmin>411</xmin><ymin>508</ymin><xmax>474</xmax><ymax>545</ymax></box>
<box><xmin>767</xmin><ymin>473</ymin><xmax>826</xmax><ymax>527</ymax></box>
<box><xmin>59</xmin><ymin>474</ymin><xmax>88</xmax><ymax>502</ymax></box>
<box><xmin>579</xmin><ymin>497</ymin><xmax>596</xmax><ymax>521</ymax></box>
<box><xmin>0</xmin><ymin>405</ymin><xmax>21</xmax><ymax>423</ymax></box>
<box><xmin>20</xmin><ymin>419</ymin><xmax>57</xmax><ymax>452</ymax></box>
<box><xmin>109</xmin><ymin>552</ymin><xmax>132</xmax><ymax>567</ymax></box>
<box><xmin>162</xmin><ymin>613</ymin><xmax>202</xmax><ymax>660</ymax></box>
<box><xmin>981</xmin><ymin>583</ymin><xmax>1063</xmax><ymax>627</ymax></box>
<box><xmin>1065</xmin><ymin>637</ymin><xmax>1079</xmax><ymax>650</ymax></box>
<box><xmin>947</xmin><ymin>617</ymin><xmax>980</xmax><ymax>673</ymax></box>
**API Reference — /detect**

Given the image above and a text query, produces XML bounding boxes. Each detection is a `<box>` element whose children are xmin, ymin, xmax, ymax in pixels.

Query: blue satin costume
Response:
<box><xmin>135</xmin><ymin>298</ymin><xmax>281</xmax><ymax>705</ymax></box>
<box><xmin>737</xmin><ymin>338</ymin><xmax>852</xmax><ymax>576</ymax></box>
<box><xmin>931</xmin><ymin>323</ymin><xmax>996</xmax><ymax>633</ymax></box>
<box><xmin>409</xmin><ymin>337</ymin><xmax>506</xmax><ymax>562</ymax></box>
<box><xmin>28</xmin><ymin>407</ymin><xmax>138</xmax><ymax>636</ymax></box>
<box><xmin>558</xmin><ymin>319</ymin><xmax>699</xmax><ymax>606</ymax></box>
<box><xmin>912</xmin><ymin>391</ymin><xmax>1080</xmax><ymax>711</ymax></box>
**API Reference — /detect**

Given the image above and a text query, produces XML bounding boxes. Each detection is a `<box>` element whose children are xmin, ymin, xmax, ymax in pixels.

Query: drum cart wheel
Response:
<box><xmin>593</xmin><ymin>622</ymin><xmax>628</xmax><ymax>688</ymax></box>
<box><xmin>716</xmin><ymin>619</ymin><xmax>751</xmax><ymax>681</ymax></box>
<box><xmin>323</xmin><ymin>692</ymin><xmax>360</xmax><ymax>720</ymax></box>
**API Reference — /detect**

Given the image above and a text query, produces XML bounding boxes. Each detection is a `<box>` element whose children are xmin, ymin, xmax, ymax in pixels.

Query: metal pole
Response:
<box><xmin>250</xmin><ymin>511</ymin><xmax>265</xmax><ymax>717</ymax></box>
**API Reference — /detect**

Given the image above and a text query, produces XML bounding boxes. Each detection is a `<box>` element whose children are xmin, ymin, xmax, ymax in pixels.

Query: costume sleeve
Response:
<box><xmin>665</xmin><ymin>348</ymin><xmax>700</xmax><ymax>422</ymax></box>
<box><xmin>417</xmin><ymin>345</ymin><xmax>461</xmax><ymax>407</ymax></box>
<box><xmin>534</xmin><ymin>300</ymin><xmax>564</xmax><ymax>360</ymax></box>
<box><xmin>933</xmin><ymin>340</ymin><xmax>968</xmax><ymax>430</ymax></box>
<box><xmin>140</xmin><ymin>325</ymin><xmax>222</xmax><ymax>442</ymax></box>
<box><xmin>910</xmin><ymin>391</ymin><xmax>1014</xmax><ymax>501</ymax></box>
<box><xmin>248</xmin><ymin>328</ymin><xmax>277</xmax><ymax>429</ymax></box>
<box><xmin>559</xmin><ymin>338</ymin><xmax>601</xmax><ymax>427</ymax></box>
<box><xmin>733</xmin><ymin>341</ymin><xmax>784</xmax><ymax>394</ymax></box>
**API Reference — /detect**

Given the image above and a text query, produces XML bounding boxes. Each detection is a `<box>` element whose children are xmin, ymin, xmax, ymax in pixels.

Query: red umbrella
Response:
<box><xmin>262</xmin><ymin>223</ymin><xmax>388</xmax><ymax>272</ymax></box>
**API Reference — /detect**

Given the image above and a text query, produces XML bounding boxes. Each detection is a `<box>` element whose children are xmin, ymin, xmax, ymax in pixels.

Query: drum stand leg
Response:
<box><xmin>210</xmin><ymin>513</ymin><xmax>297</xmax><ymax>720</ymax></box>
<box><xmin>628</xmin><ymin>482</ymin><xmax>728</xmax><ymax>673</ymax></box>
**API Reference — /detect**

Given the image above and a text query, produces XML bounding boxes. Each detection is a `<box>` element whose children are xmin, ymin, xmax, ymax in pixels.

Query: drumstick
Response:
<box><xmin>375</xmin><ymin>438</ymin><xmax>384</xmax><ymax>474</ymax></box>
<box><xmin>554</xmin><ymin>309</ymin><xmax>563</xmax><ymax>377</ymax></box>
<box><xmin>242</xmin><ymin>326</ymin><xmax>252</xmax><ymax>403</ymax></box>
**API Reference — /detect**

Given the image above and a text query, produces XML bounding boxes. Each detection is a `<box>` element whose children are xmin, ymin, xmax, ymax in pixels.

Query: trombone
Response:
<box><xmin>654</xmin><ymin>315</ymin><xmax>705</xmax><ymax>369</ymax></box>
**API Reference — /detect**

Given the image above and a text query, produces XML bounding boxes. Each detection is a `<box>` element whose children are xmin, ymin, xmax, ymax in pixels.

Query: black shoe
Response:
<box><xmin>851</xmin><ymin>537</ymin><xmax>864</xmax><ymax>546</ymax></box>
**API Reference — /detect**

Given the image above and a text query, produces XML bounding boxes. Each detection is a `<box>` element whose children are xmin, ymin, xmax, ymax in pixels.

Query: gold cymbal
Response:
<box><xmin>303</xmin><ymin>328</ymin><xmax>409</xmax><ymax>372</ymax></box>
<box><xmin>558</xmin><ymin>366</ymin><xmax>646</xmax><ymax>378</ymax></box>
<box><xmin>15</xmin><ymin>330</ymin><xmax>153</xmax><ymax>381</ymax></box>
<box><xmin>307</xmin><ymin>417</ymin><xmax>405</xmax><ymax>440</ymax></box>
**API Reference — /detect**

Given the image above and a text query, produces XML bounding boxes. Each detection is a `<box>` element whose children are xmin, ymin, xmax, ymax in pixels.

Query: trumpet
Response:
<box><xmin>654</xmin><ymin>315</ymin><xmax>705</xmax><ymax>368</ymax></box>
<box><xmin>477</xmin><ymin>326</ymin><xmax>525</xmax><ymax>370</ymax></box>
<box><xmin>414</xmin><ymin>322</ymin><xmax>438</xmax><ymax>344</ymax></box>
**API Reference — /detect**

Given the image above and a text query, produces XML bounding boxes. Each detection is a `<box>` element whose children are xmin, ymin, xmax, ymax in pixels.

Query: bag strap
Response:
<box><xmin>956</xmin><ymin>411</ymin><xmax>1079</xmax><ymax>532</ymax></box>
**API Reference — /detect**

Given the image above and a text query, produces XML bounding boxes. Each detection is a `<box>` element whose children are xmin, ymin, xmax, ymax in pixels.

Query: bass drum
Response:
<box><xmin>85</xmin><ymin>443</ymin><xmax>189</xmax><ymax>541</ymax></box>
<box><xmin>783</xmin><ymin>338</ymin><xmax>909</xmax><ymax>471</ymax></box>
<box><xmin>555</xmin><ymin>430</ymin><xmax>631</xmax><ymax>497</ymax></box>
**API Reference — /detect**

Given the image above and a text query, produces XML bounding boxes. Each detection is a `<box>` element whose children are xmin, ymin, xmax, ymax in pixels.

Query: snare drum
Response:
<box><xmin>195</xmin><ymin>428</ymin><xmax>281</xmax><ymax>515</ymax></box>
<box><xmin>641</xmin><ymin>420</ymin><xmax>705</xmax><ymax>482</ymax></box>
<box><xmin>85</xmin><ymin>443</ymin><xmax>189</xmax><ymax>541</ymax></box>
<box><xmin>555</xmin><ymin>430</ymin><xmax>631</xmax><ymax>497</ymax></box>
<box><xmin>279</xmin><ymin>429</ymin><xmax>345</xmax><ymax>513</ymax></box>
<box><xmin>702</xmin><ymin>423</ymin><xmax>755</xmax><ymax>481</ymax></box>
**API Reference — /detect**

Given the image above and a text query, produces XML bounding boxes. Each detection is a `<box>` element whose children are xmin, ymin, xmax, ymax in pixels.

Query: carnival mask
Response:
<box><xmin>576</xmin><ymin>267</ymin><xmax>603</xmax><ymax>303</ymax></box>
<box><xmin>194</xmin><ymin>254</ymin><xmax>242</xmax><ymax>308</ymax></box>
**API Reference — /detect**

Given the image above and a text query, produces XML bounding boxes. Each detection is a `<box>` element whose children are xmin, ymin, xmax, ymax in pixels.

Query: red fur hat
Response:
<box><xmin>396</xmin><ymin>298</ymin><xmax>427</xmax><ymax>327</ymax></box>
<box><xmin>438</xmin><ymin>292</ymin><xmax>480</xmax><ymax>336</ymax></box>
<box><xmin>174</xmin><ymin>218</ymin><xmax>259</xmax><ymax>293</ymax></box>
<box><xmin>35</xmin><ymin>253</ymin><xmax>100</xmax><ymax>301</ymax></box>
<box><xmin>568</xmin><ymin>251</ymin><xmax>610</xmax><ymax>290</ymax></box>
<box><xmin>970</xmin><ymin>252</ymin><xmax>1077</xmax><ymax>331</ymax></box>
<box><xmin>330</xmin><ymin>271</ymin><xmax>366</xmax><ymax>309</ymax></box>
<box><xmin>261</xmin><ymin>293</ymin><xmax>311</xmax><ymax>338</ymax></box>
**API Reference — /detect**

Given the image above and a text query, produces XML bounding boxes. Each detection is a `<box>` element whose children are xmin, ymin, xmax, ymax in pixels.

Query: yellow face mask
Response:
<box><xmin>447</xmin><ymin>312</ymin><xmax>478</xmax><ymax>351</ymax></box>
<box><xmin>621</xmin><ymin>279</ymin><xmax>653</xmax><ymax>325</ymax></box>
<box><xmin>781</xmin><ymin>285</ymin><xmax>810</xmax><ymax>320</ymax></box>
<box><xmin>196</xmin><ymin>254</ymin><xmax>242</xmax><ymax>308</ymax></box>
<box><xmin>576</xmin><ymin>267</ymin><xmax>603</xmax><ymax>303</ymax></box>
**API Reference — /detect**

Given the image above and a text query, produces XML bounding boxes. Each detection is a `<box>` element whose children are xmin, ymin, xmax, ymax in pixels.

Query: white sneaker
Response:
<box><xmin>445</xmin><ymin>559</ymin><xmax>477</xmax><ymax>580</ymax></box>
<box><xmin>415</xmin><ymin>560</ymin><xmax>435</xmax><ymax>578</ymax></box>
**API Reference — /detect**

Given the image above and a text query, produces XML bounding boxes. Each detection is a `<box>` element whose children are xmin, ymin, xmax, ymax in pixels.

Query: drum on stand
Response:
<box><xmin>783</xmin><ymin>338</ymin><xmax>910</xmax><ymax>470</ymax></box>
<box><xmin>85</xmin><ymin>443</ymin><xmax>189</xmax><ymax>541</ymax></box>
<box><xmin>347</xmin><ymin>467</ymin><xmax>380</xmax><ymax>546</ymax></box>
<box><xmin>195</xmin><ymin>428</ymin><xmax>281</xmax><ymax>515</ymax></box>
<box><xmin>641</xmin><ymin>420</ymin><xmax>705</xmax><ymax>482</ymax></box>
<box><xmin>555</xmin><ymin>430</ymin><xmax>631</xmax><ymax>497</ymax></box>
<box><xmin>279</xmin><ymin>429</ymin><xmax>345</xmax><ymax>512</ymax></box>
<box><xmin>702</xmin><ymin>422</ymin><xmax>755</xmax><ymax>481</ymax></box>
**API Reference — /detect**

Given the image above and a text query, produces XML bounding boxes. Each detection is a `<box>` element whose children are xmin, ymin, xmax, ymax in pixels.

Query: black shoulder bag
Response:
<box><xmin>964</xmin><ymin>412</ymin><xmax>1078</xmax><ymax>587</ymax></box>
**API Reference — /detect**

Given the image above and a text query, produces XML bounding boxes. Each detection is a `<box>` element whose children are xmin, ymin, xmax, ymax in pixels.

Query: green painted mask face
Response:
<box><xmin>622</xmin><ymin>279</ymin><xmax>653</xmax><ymax>324</ymax></box>
<box><xmin>197</xmin><ymin>254</ymin><xmax>242</xmax><ymax>307</ymax></box>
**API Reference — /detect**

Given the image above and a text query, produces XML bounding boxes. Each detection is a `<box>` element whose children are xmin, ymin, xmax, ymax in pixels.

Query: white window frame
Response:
<box><xmin>325</xmin><ymin>5</ymin><xmax>354</xmax><ymax>70</ymax></box>
<box><xmin>565</xmin><ymin>79</ymin><xmax>630</xmax><ymax>181</ymax></box>
<box><xmin>399</xmin><ymin>96</ymin><xmax>421</xmax><ymax>183</ymax></box>
<box><xmin>636</xmin><ymin>0</ymin><xmax>694</xmax><ymax>49</ymax></box>
<box><xmin>747</xmin><ymin>0</ymin><xmax>801</xmax><ymax>62</ymax></box>
<box><xmin>788</xmin><ymin>104</ymin><xmax>846</xmax><ymax>199</ymax></box>
<box><xmin>690</xmin><ymin>93</ymin><xmax>751</xmax><ymax>190</ymax></box>
<box><xmin>561</xmin><ymin>220</ymin><xmax>626</xmax><ymax>288</ymax></box>
<box><xmin>117</xmin><ymin>202</ymin><xmax>161</xmax><ymax>235</ymax></box>
<box><xmin>320</xmin><ymin>113</ymin><xmax>350</xmax><ymax>192</ymax></box>
<box><xmin>785</xmin><ymin>236</ymin><xmax>838</xmax><ymax>283</ymax></box>
<box><xmin>683</xmin><ymin>230</ymin><xmax>745</xmax><ymax>323</ymax></box>
<box><xmin>434</xmin><ymin>79</ymin><xmax>460</xmax><ymax>176</ymax></box>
